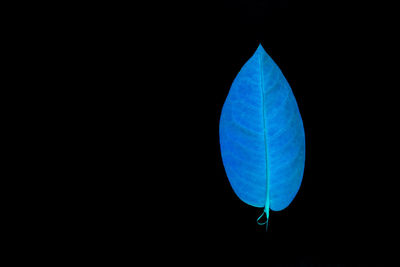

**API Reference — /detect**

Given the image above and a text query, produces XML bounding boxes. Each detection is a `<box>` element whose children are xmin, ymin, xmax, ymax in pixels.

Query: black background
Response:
<box><xmin>43</xmin><ymin>0</ymin><xmax>399</xmax><ymax>265</ymax></box>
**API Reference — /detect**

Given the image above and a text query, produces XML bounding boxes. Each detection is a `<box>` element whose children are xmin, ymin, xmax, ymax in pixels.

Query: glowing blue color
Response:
<box><xmin>219</xmin><ymin>44</ymin><xmax>305</xmax><ymax>230</ymax></box>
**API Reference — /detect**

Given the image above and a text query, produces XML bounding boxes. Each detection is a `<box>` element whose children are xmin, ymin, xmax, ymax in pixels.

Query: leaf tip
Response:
<box><xmin>255</xmin><ymin>43</ymin><xmax>268</xmax><ymax>59</ymax></box>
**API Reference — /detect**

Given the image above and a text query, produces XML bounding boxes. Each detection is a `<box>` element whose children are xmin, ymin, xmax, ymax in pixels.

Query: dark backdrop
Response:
<box><xmin>63</xmin><ymin>0</ymin><xmax>399</xmax><ymax>265</ymax></box>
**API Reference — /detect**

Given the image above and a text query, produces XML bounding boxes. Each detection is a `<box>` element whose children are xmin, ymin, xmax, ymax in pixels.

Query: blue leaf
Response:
<box><xmin>219</xmin><ymin>44</ymin><xmax>305</xmax><ymax>230</ymax></box>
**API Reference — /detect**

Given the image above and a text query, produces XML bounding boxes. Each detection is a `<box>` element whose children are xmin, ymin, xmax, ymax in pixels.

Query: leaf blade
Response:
<box><xmin>219</xmin><ymin>44</ymin><xmax>305</xmax><ymax>215</ymax></box>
